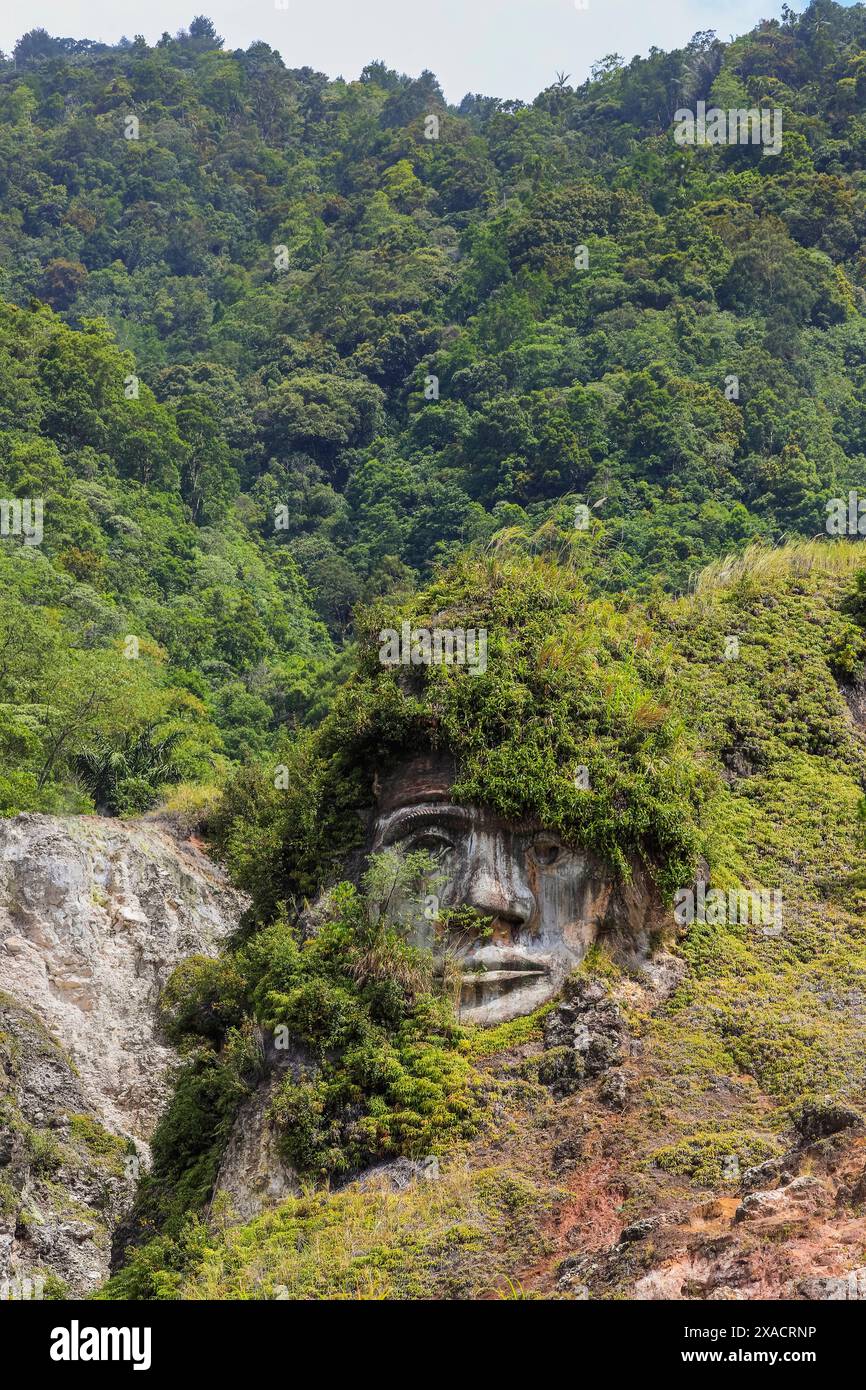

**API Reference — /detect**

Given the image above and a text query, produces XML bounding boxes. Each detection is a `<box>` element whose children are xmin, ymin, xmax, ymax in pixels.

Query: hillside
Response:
<box><xmin>4</xmin><ymin>2</ymin><xmax>866</xmax><ymax>1312</ymax></box>
<box><xmin>103</xmin><ymin>539</ymin><xmax>866</xmax><ymax>1300</ymax></box>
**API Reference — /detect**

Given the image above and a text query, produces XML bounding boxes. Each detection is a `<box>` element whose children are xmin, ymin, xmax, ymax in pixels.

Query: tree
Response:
<box><xmin>175</xmin><ymin>395</ymin><xmax>238</xmax><ymax>524</ymax></box>
<box><xmin>185</xmin><ymin>16</ymin><xmax>223</xmax><ymax>50</ymax></box>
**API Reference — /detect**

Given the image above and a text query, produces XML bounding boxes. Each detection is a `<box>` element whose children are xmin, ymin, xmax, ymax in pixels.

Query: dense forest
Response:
<box><xmin>2</xmin><ymin>2</ymin><xmax>866</xmax><ymax>817</ymax></box>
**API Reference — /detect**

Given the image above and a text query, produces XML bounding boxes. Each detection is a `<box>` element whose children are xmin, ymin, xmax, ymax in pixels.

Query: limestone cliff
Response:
<box><xmin>0</xmin><ymin>814</ymin><xmax>245</xmax><ymax>1297</ymax></box>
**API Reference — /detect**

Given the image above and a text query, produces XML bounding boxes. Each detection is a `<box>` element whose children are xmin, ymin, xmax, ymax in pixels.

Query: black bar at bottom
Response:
<box><xmin>2</xmin><ymin>1296</ymin><xmax>860</xmax><ymax>1376</ymax></box>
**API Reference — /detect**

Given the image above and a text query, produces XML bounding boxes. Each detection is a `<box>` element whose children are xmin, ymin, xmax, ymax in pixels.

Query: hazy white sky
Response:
<box><xmin>0</xmin><ymin>0</ymin><xmax>821</xmax><ymax>101</ymax></box>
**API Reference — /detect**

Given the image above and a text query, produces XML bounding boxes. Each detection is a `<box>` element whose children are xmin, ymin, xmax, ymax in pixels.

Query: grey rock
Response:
<box><xmin>618</xmin><ymin>1217</ymin><xmax>658</xmax><ymax>1245</ymax></box>
<box><xmin>0</xmin><ymin>814</ymin><xmax>246</xmax><ymax>1296</ymax></box>
<box><xmin>543</xmin><ymin>977</ymin><xmax>628</xmax><ymax>1081</ymax></box>
<box><xmin>740</xmin><ymin>1154</ymin><xmax>798</xmax><ymax>1194</ymax></box>
<box><xmin>798</xmin><ymin>1269</ymin><xmax>866</xmax><ymax>1300</ymax></box>
<box><xmin>211</xmin><ymin>1036</ymin><xmax>304</xmax><ymax>1223</ymax></box>
<box><xmin>598</xmin><ymin>1070</ymin><xmax>629</xmax><ymax>1111</ymax></box>
<box><xmin>0</xmin><ymin>814</ymin><xmax>245</xmax><ymax>1141</ymax></box>
<box><xmin>734</xmin><ymin>1175</ymin><xmax>825</xmax><ymax>1223</ymax></box>
<box><xmin>793</xmin><ymin>1099</ymin><xmax>865</xmax><ymax>1145</ymax></box>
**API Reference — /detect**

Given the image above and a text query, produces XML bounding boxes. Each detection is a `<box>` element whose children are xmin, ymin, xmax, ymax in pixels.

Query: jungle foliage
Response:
<box><xmin>3</xmin><ymin>5</ymin><xmax>866</xmax><ymax>811</ymax></box>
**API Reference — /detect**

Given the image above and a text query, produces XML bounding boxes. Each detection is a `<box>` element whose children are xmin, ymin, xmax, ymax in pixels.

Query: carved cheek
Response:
<box><xmin>440</xmin><ymin>830</ymin><xmax>476</xmax><ymax>902</ymax></box>
<box><xmin>472</xmin><ymin>826</ymin><xmax>500</xmax><ymax>879</ymax></box>
<box><xmin>535</xmin><ymin>865</ymin><xmax>611</xmax><ymax>945</ymax></box>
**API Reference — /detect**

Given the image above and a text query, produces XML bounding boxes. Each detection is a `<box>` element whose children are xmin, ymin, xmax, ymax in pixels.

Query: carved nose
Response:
<box><xmin>464</xmin><ymin>867</ymin><xmax>533</xmax><ymax>933</ymax></box>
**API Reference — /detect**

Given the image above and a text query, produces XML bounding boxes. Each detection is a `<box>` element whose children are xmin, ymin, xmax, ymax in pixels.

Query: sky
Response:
<box><xmin>0</xmin><ymin>0</ymin><xmax>830</xmax><ymax>102</ymax></box>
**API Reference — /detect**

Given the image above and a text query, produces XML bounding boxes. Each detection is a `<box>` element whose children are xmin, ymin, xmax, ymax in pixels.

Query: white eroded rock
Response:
<box><xmin>0</xmin><ymin>813</ymin><xmax>246</xmax><ymax>1142</ymax></box>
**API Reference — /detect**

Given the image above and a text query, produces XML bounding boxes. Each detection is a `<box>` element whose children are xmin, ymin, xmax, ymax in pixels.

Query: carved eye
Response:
<box><xmin>531</xmin><ymin>835</ymin><xmax>562</xmax><ymax>867</ymax></box>
<box><xmin>409</xmin><ymin>832</ymin><xmax>453</xmax><ymax>859</ymax></box>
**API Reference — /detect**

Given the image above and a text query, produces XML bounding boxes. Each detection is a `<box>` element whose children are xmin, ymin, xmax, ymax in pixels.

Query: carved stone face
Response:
<box><xmin>370</xmin><ymin>757</ymin><xmax>660</xmax><ymax>1025</ymax></box>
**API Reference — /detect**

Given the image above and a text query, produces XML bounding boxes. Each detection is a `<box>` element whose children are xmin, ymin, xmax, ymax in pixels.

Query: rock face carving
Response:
<box><xmin>213</xmin><ymin>753</ymin><xmax>671</xmax><ymax>1223</ymax></box>
<box><xmin>370</xmin><ymin>756</ymin><xmax>667</xmax><ymax>1025</ymax></box>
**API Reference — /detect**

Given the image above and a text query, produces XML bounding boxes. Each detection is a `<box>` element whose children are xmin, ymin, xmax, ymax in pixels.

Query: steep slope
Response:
<box><xmin>98</xmin><ymin>540</ymin><xmax>866</xmax><ymax>1300</ymax></box>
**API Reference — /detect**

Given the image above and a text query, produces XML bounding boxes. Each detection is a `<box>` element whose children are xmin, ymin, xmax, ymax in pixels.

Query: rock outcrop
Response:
<box><xmin>0</xmin><ymin>814</ymin><xmax>245</xmax><ymax>1296</ymax></box>
<box><xmin>0</xmin><ymin>994</ymin><xmax>134</xmax><ymax>1298</ymax></box>
<box><xmin>212</xmin><ymin>1034</ymin><xmax>304</xmax><ymax>1223</ymax></box>
<box><xmin>554</xmin><ymin>1110</ymin><xmax>866</xmax><ymax>1301</ymax></box>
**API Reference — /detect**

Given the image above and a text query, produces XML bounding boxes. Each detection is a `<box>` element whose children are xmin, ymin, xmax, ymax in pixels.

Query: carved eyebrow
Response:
<box><xmin>379</xmin><ymin>804</ymin><xmax>472</xmax><ymax>844</ymax></box>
